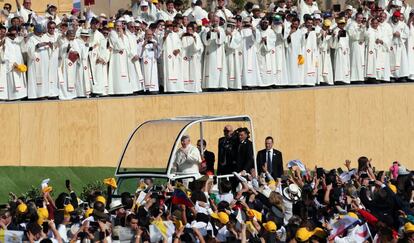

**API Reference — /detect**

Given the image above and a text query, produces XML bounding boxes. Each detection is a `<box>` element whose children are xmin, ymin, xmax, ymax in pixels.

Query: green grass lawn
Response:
<box><xmin>0</xmin><ymin>166</ymin><xmax>116</xmax><ymax>204</ymax></box>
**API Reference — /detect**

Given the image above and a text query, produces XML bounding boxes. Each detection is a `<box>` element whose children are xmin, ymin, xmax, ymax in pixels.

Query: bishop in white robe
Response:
<box><xmin>257</xmin><ymin>18</ymin><xmax>277</xmax><ymax>87</ymax></box>
<box><xmin>181</xmin><ymin>23</ymin><xmax>204</xmax><ymax>93</ymax></box>
<box><xmin>285</xmin><ymin>19</ymin><xmax>304</xmax><ymax>86</ymax></box>
<box><xmin>240</xmin><ymin>18</ymin><xmax>262</xmax><ymax>87</ymax></box>
<box><xmin>2</xmin><ymin>30</ymin><xmax>27</xmax><ymax>100</ymax></box>
<box><xmin>317</xmin><ymin>22</ymin><xmax>334</xmax><ymax>85</ymax></box>
<box><xmin>125</xmin><ymin>21</ymin><xmax>145</xmax><ymax>93</ymax></box>
<box><xmin>201</xmin><ymin>16</ymin><xmax>228</xmax><ymax>89</ymax></box>
<box><xmin>89</xmin><ymin>18</ymin><xmax>110</xmax><ymax>96</ymax></box>
<box><xmin>76</xmin><ymin>30</ymin><xmax>93</xmax><ymax>97</ymax></box>
<box><xmin>162</xmin><ymin>24</ymin><xmax>183</xmax><ymax>92</ymax></box>
<box><xmin>27</xmin><ymin>25</ymin><xmax>55</xmax><ymax>99</ymax></box>
<box><xmin>331</xmin><ymin>20</ymin><xmax>351</xmax><ymax>84</ymax></box>
<box><xmin>390</xmin><ymin>13</ymin><xmax>409</xmax><ymax>79</ymax></box>
<box><xmin>43</xmin><ymin>21</ymin><xmax>60</xmax><ymax>97</ymax></box>
<box><xmin>348</xmin><ymin>14</ymin><xmax>366</xmax><ymax>82</ymax></box>
<box><xmin>273</xmin><ymin>20</ymin><xmax>288</xmax><ymax>86</ymax></box>
<box><xmin>224</xmin><ymin>20</ymin><xmax>243</xmax><ymax>89</ymax></box>
<box><xmin>58</xmin><ymin>30</ymin><xmax>80</xmax><ymax>100</ymax></box>
<box><xmin>108</xmin><ymin>22</ymin><xmax>134</xmax><ymax>95</ymax></box>
<box><xmin>301</xmin><ymin>20</ymin><xmax>319</xmax><ymax>86</ymax></box>
<box><xmin>138</xmin><ymin>29</ymin><xmax>161</xmax><ymax>92</ymax></box>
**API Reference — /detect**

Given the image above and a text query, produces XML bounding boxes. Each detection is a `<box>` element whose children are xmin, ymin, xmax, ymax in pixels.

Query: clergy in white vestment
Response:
<box><xmin>137</xmin><ymin>0</ymin><xmax>157</xmax><ymax>25</ymax></box>
<box><xmin>317</xmin><ymin>19</ymin><xmax>334</xmax><ymax>85</ymax></box>
<box><xmin>89</xmin><ymin>18</ymin><xmax>110</xmax><ymax>96</ymax></box>
<box><xmin>285</xmin><ymin>17</ymin><xmax>304</xmax><ymax>86</ymax></box>
<box><xmin>187</xmin><ymin>0</ymin><xmax>208</xmax><ymax>22</ymax></box>
<box><xmin>181</xmin><ymin>22</ymin><xmax>204</xmax><ymax>93</ymax></box>
<box><xmin>76</xmin><ymin>30</ymin><xmax>93</xmax><ymax>97</ymax></box>
<box><xmin>251</xmin><ymin>5</ymin><xmax>262</xmax><ymax>27</ymax></box>
<box><xmin>125</xmin><ymin>19</ymin><xmax>145</xmax><ymax>93</ymax></box>
<box><xmin>165</xmin><ymin>0</ymin><xmax>178</xmax><ymax>21</ymax></box>
<box><xmin>58</xmin><ymin>30</ymin><xmax>79</xmax><ymax>100</ymax></box>
<box><xmin>257</xmin><ymin>18</ymin><xmax>277</xmax><ymax>87</ymax></box>
<box><xmin>108</xmin><ymin>21</ymin><xmax>134</xmax><ymax>95</ymax></box>
<box><xmin>15</xmin><ymin>0</ymin><xmax>34</xmax><ymax>24</ymax></box>
<box><xmin>43</xmin><ymin>21</ymin><xmax>59</xmax><ymax>97</ymax></box>
<box><xmin>377</xmin><ymin>12</ymin><xmax>392</xmax><ymax>82</ymax></box>
<box><xmin>27</xmin><ymin>24</ymin><xmax>55</xmax><ymax>99</ymax></box>
<box><xmin>0</xmin><ymin>27</ymin><xmax>6</xmax><ymax>100</ymax></box>
<box><xmin>389</xmin><ymin>11</ymin><xmax>409</xmax><ymax>80</ymax></box>
<box><xmin>365</xmin><ymin>18</ymin><xmax>387</xmax><ymax>81</ymax></box>
<box><xmin>240</xmin><ymin>17</ymin><xmax>262</xmax><ymax>87</ymax></box>
<box><xmin>301</xmin><ymin>15</ymin><xmax>318</xmax><ymax>86</ymax></box>
<box><xmin>215</xmin><ymin>0</ymin><xmax>234</xmax><ymax>21</ymax></box>
<box><xmin>1</xmin><ymin>26</ymin><xmax>27</xmax><ymax>100</ymax></box>
<box><xmin>44</xmin><ymin>5</ymin><xmax>61</xmax><ymax>25</ymax></box>
<box><xmin>201</xmin><ymin>15</ymin><xmax>228</xmax><ymax>89</ymax></box>
<box><xmin>153</xmin><ymin>0</ymin><xmax>170</xmax><ymax>21</ymax></box>
<box><xmin>298</xmin><ymin>0</ymin><xmax>319</xmax><ymax>23</ymax></box>
<box><xmin>138</xmin><ymin>29</ymin><xmax>161</xmax><ymax>92</ymax></box>
<box><xmin>272</xmin><ymin>15</ymin><xmax>289</xmax><ymax>86</ymax></box>
<box><xmin>348</xmin><ymin>13</ymin><xmax>366</xmax><ymax>82</ymax></box>
<box><xmin>224</xmin><ymin>18</ymin><xmax>243</xmax><ymax>89</ymax></box>
<box><xmin>172</xmin><ymin>135</ymin><xmax>202</xmax><ymax>174</ymax></box>
<box><xmin>407</xmin><ymin>14</ymin><xmax>414</xmax><ymax>80</ymax></box>
<box><xmin>331</xmin><ymin>18</ymin><xmax>350</xmax><ymax>84</ymax></box>
<box><xmin>162</xmin><ymin>21</ymin><xmax>183</xmax><ymax>92</ymax></box>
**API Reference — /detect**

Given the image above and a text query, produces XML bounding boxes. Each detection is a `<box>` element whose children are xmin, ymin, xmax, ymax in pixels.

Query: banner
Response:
<box><xmin>73</xmin><ymin>0</ymin><xmax>81</xmax><ymax>10</ymax></box>
<box><xmin>0</xmin><ymin>229</ymin><xmax>24</xmax><ymax>243</ymax></box>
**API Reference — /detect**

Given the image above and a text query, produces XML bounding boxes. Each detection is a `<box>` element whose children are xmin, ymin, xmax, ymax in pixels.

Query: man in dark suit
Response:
<box><xmin>217</xmin><ymin>125</ymin><xmax>238</xmax><ymax>175</ymax></box>
<box><xmin>235</xmin><ymin>127</ymin><xmax>254</xmax><ymax>173</ymax></box>
<box><xmin>257</xmin><ymin>136</ymin><xmax>283</xmax><ymax>178</ymax></box>
<box><xmin>197</xmin><ymin>139</ymin><xmax>215</xmax><ymax>175</ymax></box>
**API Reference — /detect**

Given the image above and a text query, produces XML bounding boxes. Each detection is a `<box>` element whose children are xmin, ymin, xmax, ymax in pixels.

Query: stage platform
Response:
<box><xmin>1</xmin><ymin>83</ymin><xmax>413</xmax><ymax>170</ymax></box>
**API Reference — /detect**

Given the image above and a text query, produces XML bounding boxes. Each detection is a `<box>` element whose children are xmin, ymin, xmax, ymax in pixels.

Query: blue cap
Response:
<box><xmin>34</xmin><ymin>24</ymin><xmax>44</xmax><ymax>33</ymax></box>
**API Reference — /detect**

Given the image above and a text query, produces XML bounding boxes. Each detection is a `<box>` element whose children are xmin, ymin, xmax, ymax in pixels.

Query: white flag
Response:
<box><xmin>0</xmin><ymin>230</ymin><xmax>24</xmax><ymax>243</ymax></box>
<box><xmin>351</xmin><ymin>223</ymin><xmax>370</xmax><ymax>243</ymax></box>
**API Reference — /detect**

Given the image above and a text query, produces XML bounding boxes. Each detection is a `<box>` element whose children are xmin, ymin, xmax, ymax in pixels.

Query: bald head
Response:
<box><xmin>223</xmin><ymin>125</ymin><xmax>233</xmax><ymax>138</ymax></box>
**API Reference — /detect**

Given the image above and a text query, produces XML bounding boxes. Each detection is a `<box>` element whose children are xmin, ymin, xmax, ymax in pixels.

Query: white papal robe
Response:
<box><xmin>27</xmin><ymin>35</ymin><xmax>55</xmax><ymax>99</ymax></box>
<box><xmin>201</xmin><ymin>27</ymin><xmax>228</xmax><ymax>89</ymax></box>
<box><xmin>331</xmin><ymin>30</ymin><xmax>350</xmax><ymax>83</ymax></box>
<box><xmin>258</xmin><ymin>27</ymin><xmax>277</xmax><ymax>86</ymax></box>
<box><xmin>2</xmin><ymin>37</ymin><xmax>27</xmax><ymax>100</ymax></box>
<box><xmin>348</xmin><ymin>22</ymin><xmax>366</xmax><ymax>82</ymax></box>
<box><xmin>43</xmin><ymin>33</ymin><xmax>60</xmax><ymax>97</ymax></box>
<box><xmin>390</xmin><ymin>21</ymin><xmax>409</xmax><ymax>78</ymax></box>
<box><xmin>138</xmin><ymin>40</ymin><xmax>161</xmax><ymax>92</ymax></box>
<box><xmin>225</xmin><ymin>30</ymin><xmax>243</xmax><ymax>89</ymax></box>
<box><xmin>181</xmin><ymin>33</ymin><xmax>204</xmax><ymax>93</ymax></box>
<box><xmin>240</xmin><ymin>27</ymin><xmax>262</xmax><ymax>87</ymax></box>
<box><xmin>108</xmin><ymin>30</ymin><xmax>133</xmax><ymax>95</ymax></box>
<box><xmin>163</xmin><ymin>31</ymin><xmax>183</xmax><ymax>92</ymax></box>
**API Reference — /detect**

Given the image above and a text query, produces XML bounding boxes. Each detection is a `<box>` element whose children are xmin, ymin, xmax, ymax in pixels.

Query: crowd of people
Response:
<box><xmin>0</xmin><ymin>125</ymin><xmax>413</xmax><ymax>243</ymax></box>
<box><xmin>1</xmin><ymin>0</ymin><xmax>414</xmax><ymax>100</ymax></box>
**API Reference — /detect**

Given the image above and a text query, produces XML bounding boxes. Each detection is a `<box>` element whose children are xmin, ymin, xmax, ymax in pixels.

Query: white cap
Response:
<box><xmin>99</xmin><ymin>13</ymin><xmax>107</xmax><ymax>18</ymax></box>
<box><xmin>346</xmin><ymin>5</ymin><xmax>353</xmax><ymax>11</ymax></box>
<box><xmin>252</xmin><ymin>4</ymin><xmax>260</xmax><ymax>10</ymax></box>
<box><xmin>313</xmin><ymin>13</ymin><xmax>321</xmax><ymax>19</ymax></box>
<box><xmin>140</xmin><ymin>0</ymin><xmax>149</xmax><ymax>7</ymax></box>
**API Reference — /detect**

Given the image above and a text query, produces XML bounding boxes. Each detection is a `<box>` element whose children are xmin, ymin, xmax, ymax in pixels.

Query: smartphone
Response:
<box><xmin>65</xmin><ymin>179</ymin><xmax>71</xmax><ymax>189</ymax></box>
<box><xmin>337</xmin><ymin>168</ymin><xmax>344</xmax><ymax>175</ymax></box>
<box><xmin>333</xmin><ymin>4</ymin><xmax>341</xmax><ymax>12</ymax></box>
<box><xmin>42</xmin><ymin>221</ymin><xmax>49</xmax><ymax>234</ymax></box>
<box><xmin>316</xmin><ymin>168</ymin><xmax>324</xmax><ymax>178</ymax></box>
<box><xmin>213</xmin><ymin>175</ymin><xmax>217</xmax><ymax>185</ymax></box>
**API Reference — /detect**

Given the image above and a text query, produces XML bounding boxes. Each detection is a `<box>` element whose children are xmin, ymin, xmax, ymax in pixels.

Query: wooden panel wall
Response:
<box><xmin>0</xmin><ymin>84</ymin><xmax>413</xmax><ymax>170</ymax></box>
